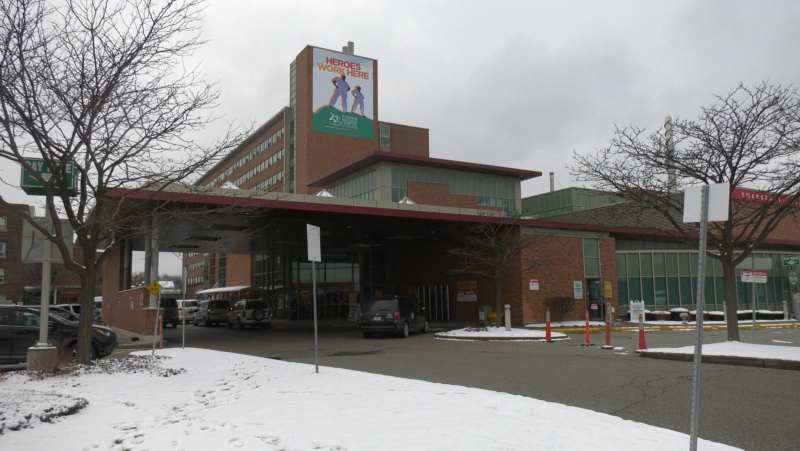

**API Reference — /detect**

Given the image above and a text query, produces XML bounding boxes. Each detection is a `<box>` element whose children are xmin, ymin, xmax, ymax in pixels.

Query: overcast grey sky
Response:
<box><xmin>2</xmin><ymin>0</ymin><xmax>799</xmax><ymax>274</ymax></box>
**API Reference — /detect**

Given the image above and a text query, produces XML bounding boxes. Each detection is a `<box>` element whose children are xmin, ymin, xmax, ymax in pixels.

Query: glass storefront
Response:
<box><xmin>253</xmin><ymin>250</ymin><xmax>386</xmax><ymax>320</ymax></box>
<box><xmin>617</xmin><ymin>251</ymin><xmax>797</xmax><ymax>312</ymax></box>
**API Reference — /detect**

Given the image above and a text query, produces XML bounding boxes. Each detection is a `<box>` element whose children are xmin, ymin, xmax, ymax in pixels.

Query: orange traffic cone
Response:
<box><xmin>581</xmin><ymin>310</ymin><xmax>593</xmax><ymax>346</ymax></box>
<box><xmin>637</xmin><ymin>314</ymin><xmax>647</xmax><ymax>351</ymax></box>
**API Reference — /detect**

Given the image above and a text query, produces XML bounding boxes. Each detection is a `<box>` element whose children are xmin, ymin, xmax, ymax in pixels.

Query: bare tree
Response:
<box><xmin>0</xmin><ymin>0</ymin><xmax>252</xmax><ymax>362</ymax></box>
<box><xmin>447</xmin><ymin>210</ymin><xmax>547</xmax><ymax>327</ymax></box>
<box><xmin>571</xmin><ymin>82</ymin><xmax>800</xmax><ymax>341</ymax></box>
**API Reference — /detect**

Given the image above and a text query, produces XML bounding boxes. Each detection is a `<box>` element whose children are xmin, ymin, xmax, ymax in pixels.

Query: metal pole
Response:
<box><xmin>37</xmin><ymin>208</ymin><xmax>53</xmax><ymax>345</ymax></box>
<box><xmin>312</xmin><ymin>260</ymin><xmax>319</xmax><ymax>373</ymax></box>
<box><xmin>151</xmin><ymin>291</ymin><xmax>161</xmax><ymax>357</ymax></box>
<box><xmin>690</xmin><ymin>186</ymin><xmax>709</xmax><ymax>451</ymax></box>
<box><xmin>182</xmin><ymin>263</ymin><xmax>187</xmax><ymax>350</ymax></box>
<box><xmin>752</xmin><ymin>256</ymin><xmax>757</xmax><ymax>343</ymax></box>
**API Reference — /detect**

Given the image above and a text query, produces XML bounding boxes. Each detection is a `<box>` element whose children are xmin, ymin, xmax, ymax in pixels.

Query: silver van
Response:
<box><xmin>177</xmin><ymin>299</ymin><xmax>199</xmax><ymax>324</ymax></box>
<box><xmin>193</xmin><ymin>300</ymin><xmax>229</xmax><ymax>326</ymax></box>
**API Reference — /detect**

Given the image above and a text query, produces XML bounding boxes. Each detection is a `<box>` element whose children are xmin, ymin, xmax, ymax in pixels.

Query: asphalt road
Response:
<box><xmin>157</xmin><ymin>322</ymin><xmax>800</xmax><ymax>451</ymax></box>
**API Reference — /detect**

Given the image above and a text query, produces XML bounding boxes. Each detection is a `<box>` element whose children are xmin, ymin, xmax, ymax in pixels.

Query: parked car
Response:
<box><xmin>27</xmin><ymin>305</ymin><xmax>105</xmax><ymax>325</ymax></box>
<box><xmin>158</xmin><ymin>298</ymin><xmax>180</xmax><ymax>328</ymax></box>
<box><xmin>193</xmin><ymin>300</ymin><xmax>230</xmax><ymax>326</ymax></box>
<box><xmin>55</xmin><ymin>303</ymin><xmax>82</xmax><ymax>316</ymax></box>
<box><xmin>226</xmin><ymin>299</ymin><xmax>272</xmax><ymax>330</ymax></box>
<box><xmin>0</xmin><ymin>305</ymin><xmax>118</xmax><ymax>363</ymax></box>
<box><xmin>177</xmin><ymin>299</ymin><xmax>199</xmax><ymax>324</ymax></box>
<box><xmin>359</xmin><ymin>296</ymin><xmax>428</xmax><ymax>338</ymax></box>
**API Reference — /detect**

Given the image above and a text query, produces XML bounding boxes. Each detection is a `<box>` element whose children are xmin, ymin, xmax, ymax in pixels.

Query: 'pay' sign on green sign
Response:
<box><xmin>20</xmin><ymin>158</ymin><xmax>76</xmax><ymax>196</ymax></box>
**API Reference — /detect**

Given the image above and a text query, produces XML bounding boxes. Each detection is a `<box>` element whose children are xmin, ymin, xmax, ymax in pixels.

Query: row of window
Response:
<box><xmin>187</xmin><ymin>275</ymin><xmax>204</xmax><ymax>285</ymax></box>
<box><xmin>0</xmin><ymin>216</ymin><xmax>6</xmax><ymax>231</ymax></box>
<box><xmin>208</xmin><ymin>127</ymin><xmax>285</xmax><ymax>188</ymax></box>
<box><xmin>252</xmin><ymin>171</ymin><xmax>285</xmax><ymax>193</ymax></box>
<box><xmin>0</xmin><ymin>268</ymin><xmax>4</xmax><ymax>283</ymax></box>
<box><xmin>0</xmin><ymin>242</ymin><xmax>5</xmax><ymax>257</ymax></box>
<box><xmin>330</xmin><ymin>171</ymin><xmax>375</xmax><ymax>200</ymax></box>
<box><xmin>234</xmin><ymin>149</ymin><xmax>285</xmax><ymax>187</ymax></box>
<box><xmin>187</xmin><ymin>261</ymin><xmax>204</xmax><ymax>271</ymax></box>
<box><xmin>617</xmin><ymin>251</ymin><xmax>799</xmax><ymax>310</ymax></box>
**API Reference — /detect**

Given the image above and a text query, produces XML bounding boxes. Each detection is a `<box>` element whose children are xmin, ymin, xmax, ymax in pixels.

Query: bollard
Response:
<box><xmin>637</xmin><ymin>314</ymin><xmax>647</xmax><ymax>352</ymax></box>
<box><xmin>581</xmin><ymin>310</ymin><xmax>593</xmax><ymax>346</ymax></box>
<box><xmin>545</xmin><ymin>308</ymin><xmax>553</xmax><ymax>343</ymax></box>
<box><xmin>601</xmin><ymin>310</ymin><xmax>613</xmax><ymax>349</ymax></box>
<box><xmin>504</xmin><ymin>304</ymin><xmax>511</xmax><ymax>331</ymax></box>
<box><xmin>783</xmin><ymin>301</ymin><xmax>789</xmax><ymax>321</ymax></box>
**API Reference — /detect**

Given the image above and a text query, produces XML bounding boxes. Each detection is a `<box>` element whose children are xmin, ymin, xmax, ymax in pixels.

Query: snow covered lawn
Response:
<box><xmin>0</xmin><ymin>348</ymin><xmax>740</xmax><ymax>450</ymax></box>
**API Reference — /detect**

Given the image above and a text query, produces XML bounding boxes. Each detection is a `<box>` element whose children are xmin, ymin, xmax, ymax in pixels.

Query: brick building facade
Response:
<box><xmin>100</xmin><ymin>43</ymin><xmax>800</xmax><ymax>335</ymax></box>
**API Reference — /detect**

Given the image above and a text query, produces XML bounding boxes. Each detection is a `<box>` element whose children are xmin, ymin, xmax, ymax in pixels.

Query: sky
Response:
<box><xmin>10</xmin><ymin>336</ymin><xmax>791</xmax><ymax>450</ymax></box>
<box><xmin>2</xmin><ymin>0</ymin><xmax>799</xmax><ymax>274</ymax></box>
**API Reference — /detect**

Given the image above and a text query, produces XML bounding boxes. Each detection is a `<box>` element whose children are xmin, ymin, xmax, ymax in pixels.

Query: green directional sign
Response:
<box><xmin>20</xmin><ymin>158</ymin><xmax>76</xmax><ymax>196</ymax></box>
<box><xmin>782</xmin><ymin>255</ymin><xmax>800</xmax><ymax>266</ymax></box>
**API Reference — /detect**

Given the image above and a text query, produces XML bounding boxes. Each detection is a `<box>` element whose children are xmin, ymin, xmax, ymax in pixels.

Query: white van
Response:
<box><xmin>177</xmin><ymin>299</ymin><xmax>199</xmax><ymax>324</ymax></box>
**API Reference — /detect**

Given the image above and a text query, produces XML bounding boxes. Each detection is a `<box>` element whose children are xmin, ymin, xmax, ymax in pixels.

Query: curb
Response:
<box><xmin>637</xmin><ymin>351</ymin><xmax>800</xmax><ymax>371</ymax></box>
<box><xmin>531</xmin><ymin>322</ymin><xmax>800</xmax><ymax>334</ymax></box>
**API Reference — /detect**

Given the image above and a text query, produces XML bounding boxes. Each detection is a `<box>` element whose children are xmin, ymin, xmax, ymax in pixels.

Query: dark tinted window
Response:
<box><xmin>210</xmin><ymin>300</ymin><xmax>229</xmax><ymax>309</ymax></box>
<box><xmin>247</xmin><ymin>300</ymin><xmax>267</xmax><ymax>309</ymax></box>
<box><xmin>363</xmin><ymin>300</ymin><xmax>397</xmax><ymax>312</ymax></box>
<box><xmin>0</xmin><ymin>309</ymin><xmax>15</xmax><ymax>326</ymax></box>
<box><xmin>160</xmin><ymin>299</ymin><xmax>177</xmax><ymax>308</ymax></box>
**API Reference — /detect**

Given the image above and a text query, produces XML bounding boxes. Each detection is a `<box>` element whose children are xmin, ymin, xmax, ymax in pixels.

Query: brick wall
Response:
<box><xmin>386</xmin><ymin>123</ymin><xmax>429</xmax><ymax>157</ymax></box>
<box><xmin>519</xmin><ymin>234</ymin><xmax>618</xmax><ymax>324</ymax></box>
<box><xmin>226</xmin><ymin>254</ymin><xmax>252</xmax><ymax>287</ymax></box>
<box><xmin>0</xmin><ymin>204</ymin><xmax>29</xmax><ymax>303</ymax></box>
<box><xmin>406</xmin><ymin>181</ymin><xmax>503</xmax><ymax>211</ymax></box>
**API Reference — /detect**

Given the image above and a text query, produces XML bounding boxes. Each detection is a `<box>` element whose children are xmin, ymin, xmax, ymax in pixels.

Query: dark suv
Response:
<box><xmin>359</xmin><ymin>296</ymin><xmax>428</xmax><ymax>338</ymax></box>
<box><xmin>158</xmin><ymin>298</ymin><xmax>179</xmax><ymax>328</ymax></box>
<box><xmin>0</xmin><ymin>305</ymin><xmax>118</xmax><ymax>363</ymax></box>
<box><xmin>226</xmin><ymin>299</ymin><xmax>272</xmax><ymax>330</ymax></box>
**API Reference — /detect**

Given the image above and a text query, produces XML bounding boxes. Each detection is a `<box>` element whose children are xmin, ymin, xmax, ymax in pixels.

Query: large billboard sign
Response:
<box><xmin>312</xmin><ymin>48</ymin><xmax>374</xmax><ymax>139</ymax></box>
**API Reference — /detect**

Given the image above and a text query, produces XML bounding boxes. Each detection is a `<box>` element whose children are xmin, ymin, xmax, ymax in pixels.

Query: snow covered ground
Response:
<box><xmin>435</xmin><ymin>326</ymin><xmax>569</xmax><ymax>340</ymax></box>
<box><xmin>0</xmin><ymin>346</ymin><xmax>750</xmax><ymax>451</ymax></box>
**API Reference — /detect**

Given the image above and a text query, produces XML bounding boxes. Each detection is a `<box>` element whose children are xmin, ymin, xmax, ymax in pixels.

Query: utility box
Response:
<box><xmin>478</xmin><ymin>305</ymin><xmax>492</xmax><ymax>326</ymax></box>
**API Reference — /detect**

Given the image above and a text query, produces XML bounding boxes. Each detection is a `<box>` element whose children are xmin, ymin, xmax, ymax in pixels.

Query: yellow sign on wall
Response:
<box><xmin>604</xmin><ymin>281</ymin><xmax>613</xmax><ymax>299</ymax></box>
<box><xmin>457</xmin><ymin>281</ymin><xmax>477</xmax><ymax>290</ymax></box>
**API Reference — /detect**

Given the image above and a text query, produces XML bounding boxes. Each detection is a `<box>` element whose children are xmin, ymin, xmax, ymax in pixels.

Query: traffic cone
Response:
<box><xmin>545</xmin><ymin>308</ymin><xmax>553</xmax><ymax>343</ymax></box>
<box><xmin>581</xmin><ymin>310</ymin><xmax>593</xmax><ymax>346</ymax></box>
<box><xmin>637</xmin><ymin>314</ymin><xmax>647</xmax><ymax>352</ymax></box>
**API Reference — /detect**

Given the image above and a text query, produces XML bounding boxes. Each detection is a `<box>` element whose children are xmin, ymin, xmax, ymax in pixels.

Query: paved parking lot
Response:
<box><xmin>136</xmin><ymin>323</ymin><xmax>800</xmax><ymax>450</ymax></box>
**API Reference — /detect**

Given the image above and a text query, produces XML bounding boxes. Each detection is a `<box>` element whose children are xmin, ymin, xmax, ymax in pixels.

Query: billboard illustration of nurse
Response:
<box><xmin>312</xmin><ymin>48</ymin><xmax>374</xmax><ymax>139</ymax></box>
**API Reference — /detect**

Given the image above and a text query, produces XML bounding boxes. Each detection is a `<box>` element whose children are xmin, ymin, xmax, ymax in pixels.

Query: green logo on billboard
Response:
<box><xmin>312</xmin><ymin>106</ymin><xmax>374</xmax><ymax>139</ymax></box>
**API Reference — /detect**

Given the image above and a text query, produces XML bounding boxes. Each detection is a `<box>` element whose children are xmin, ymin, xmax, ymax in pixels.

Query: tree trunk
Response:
<box><xmin>76</xmin><ymin>269</ymin><xmax>98</xmax><ymax>364</ymax></box>
<box><xmin>495</xmin><ymin>269</ymin><xmax>502</xmax><ymax>328</ymax></box>
<box><xmin>722</xmin><ymin>259</ymin><xmax>740</xmax><ymax>341</ymax></box>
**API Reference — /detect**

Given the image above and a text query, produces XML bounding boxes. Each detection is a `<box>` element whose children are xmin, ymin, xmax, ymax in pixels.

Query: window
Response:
<box><xmin>0</xmin><ymin>216</ymin><xmax>6</xmax><ymax>231</ymax></box>
<box><xmin>0</xmin><ymin>268</ymin><xmax>4</xmax><ymax>283</ymax></box>
<box><xmin>0</xmin><ymin>242</ymin><xmax>5</xmax><ymax>257</ymax></box>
